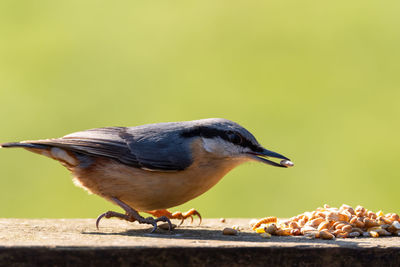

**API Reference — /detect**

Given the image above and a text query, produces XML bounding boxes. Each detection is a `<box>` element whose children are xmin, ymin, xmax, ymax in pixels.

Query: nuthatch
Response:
<box><xmin>1</xmin><ymin>118</ymin><xmax>293</xmax><ymax>232</ymax></box>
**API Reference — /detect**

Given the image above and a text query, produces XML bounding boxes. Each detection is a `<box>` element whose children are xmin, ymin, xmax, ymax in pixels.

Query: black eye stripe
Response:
<box><xmin>226</xmin><ymin>131</ymin><xmax>242</xmax><ymax>145</ymax></box>
<box><xmin>181</xmin><ymin>126</ymin><xmax>263</xmax><ymax>152</ymax></box>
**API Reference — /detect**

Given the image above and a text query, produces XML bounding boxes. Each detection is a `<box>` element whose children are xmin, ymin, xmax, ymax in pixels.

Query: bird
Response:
<box><xmin>0</xmin><ymin>118</ymin><xmax>293</xmax><ymax>232</ymax></box>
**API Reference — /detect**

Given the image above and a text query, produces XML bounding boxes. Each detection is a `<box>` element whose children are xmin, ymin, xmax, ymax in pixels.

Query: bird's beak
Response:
<box><xmin>247</xmin><ymin>148</ymin><xmax>294</xmax><ymax>168</ymax></box>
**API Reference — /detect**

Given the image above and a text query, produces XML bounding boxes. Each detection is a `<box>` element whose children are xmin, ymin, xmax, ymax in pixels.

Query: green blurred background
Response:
<box><xmin>0</xmin><ymin>1</ymin><xmax>399</xmax><ymax>219</ymax></box>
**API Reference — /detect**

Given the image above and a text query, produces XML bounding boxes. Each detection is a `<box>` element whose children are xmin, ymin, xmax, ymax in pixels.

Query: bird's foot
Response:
<box><xmin>96</xmin><ymin>197</ymin><xmax>173</xmax><ymax>233</ymax></box>
<box><xmin>96</xmin><ymin>210</ymin><xmax>136</xmax><ymax>229</ymax></box>
<box><xmin>146</xmin><ymin>208</ymin><xmax>202</xmax><ymax>226</ymax></box>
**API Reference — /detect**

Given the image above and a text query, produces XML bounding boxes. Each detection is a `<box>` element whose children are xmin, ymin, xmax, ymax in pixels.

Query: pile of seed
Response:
<box><xmin>250</xmin><ymin>204</ymin><xmax>400</xmax><ymax>239</ymax></box>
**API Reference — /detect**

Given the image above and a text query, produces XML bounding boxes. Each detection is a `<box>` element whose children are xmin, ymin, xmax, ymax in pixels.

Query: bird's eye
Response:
<box><xmin>227</xmin><ymin>132</ymin><xmax>242</xmax><ymax>145</ymax></box>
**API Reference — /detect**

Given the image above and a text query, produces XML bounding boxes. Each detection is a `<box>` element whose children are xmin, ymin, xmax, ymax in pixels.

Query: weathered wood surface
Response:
<box><xmin>0</xmin><ymin>218</ymin><xmax>399</xmax><ymax>266</ymax></box>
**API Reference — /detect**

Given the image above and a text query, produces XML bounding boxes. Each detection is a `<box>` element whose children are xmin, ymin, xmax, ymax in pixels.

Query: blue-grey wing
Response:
<box><xmin>28</xmin><ymin>126</ymin><xmax>193</xmax><ymax>171</ymax></box>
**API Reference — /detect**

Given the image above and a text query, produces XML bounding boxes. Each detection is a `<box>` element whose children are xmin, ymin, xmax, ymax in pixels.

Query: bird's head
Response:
<box><xmin>181</xmin><ymin>118</ymin><xmax>293</xmax><ymax>168</ymax></box>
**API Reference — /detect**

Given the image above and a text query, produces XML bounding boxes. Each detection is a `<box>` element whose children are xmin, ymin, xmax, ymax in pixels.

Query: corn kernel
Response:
<box><xmin>255</xmin><ymin>227</ymin><xmax>265</xmax><ymax>234</ymax></box>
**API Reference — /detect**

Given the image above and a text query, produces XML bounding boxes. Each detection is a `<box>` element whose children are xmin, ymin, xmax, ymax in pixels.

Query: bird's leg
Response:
<box><xmin>96</xmin><ymin>197</ymin><xmax>172</xmax><ymax>233</ymax></box>
<box><xmin>146</xmin><ymin>208</ymin><xmax>202</xmax><ymax>226</ymax></box>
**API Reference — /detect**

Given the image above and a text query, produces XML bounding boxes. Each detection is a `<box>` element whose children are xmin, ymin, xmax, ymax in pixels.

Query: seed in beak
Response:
<box><xmin>280</xmin><ymin>160</ymin><xmax>294</xmax><ymax>167</ymax></box>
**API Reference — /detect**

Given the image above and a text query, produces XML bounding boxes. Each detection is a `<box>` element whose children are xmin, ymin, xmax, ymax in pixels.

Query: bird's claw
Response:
<box><xmin>154</xmin><ymin>216</ymin><xmax>173</xmax><ymax>233</ymax></box>
<box><xmin>96</xmin><ymin>212</ymin><xmax>107</xmax><ymax>229</ymax></box>
<box><xmin>178</xmin><ymin>215</ymin><xmax>194</xmax><ymax>226</ymax></box>
<box><xmin>96</xmin><ymin>197</ymin><xmax>174</xmax><ymax>233</ymax></box>
<box><xmin>147</xmin><ymin>208</ymin><xmax>202</xmax><ymax>226</ymax></box>
<box><xmin>157</xmin><ymin>216</ymin><xmax>173</xmax><ymax>231</ymax></box>
<box><xmin>138</xmin><ymin>215</ymin><xmax>172</xmax><ymax>233</ymax></box>
<box><xmin>96</xmin><ymin>210</ymin><xmax>133</xmax><ymax>229</ymax></box>
<box><xmin>180</xmin><ymin>209</ymin><xmax>202</xmax><ymax>226</ymax></box>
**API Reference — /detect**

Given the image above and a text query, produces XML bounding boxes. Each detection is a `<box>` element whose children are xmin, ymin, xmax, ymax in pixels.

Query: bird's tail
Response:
<box><xmin>0</xmin><ymin>141</ymin><xmax>79</xmax><ymax>167</ymax></box>
<box><xmin>0</xmin><ymin>142</ymin><xmax>49</xmax><ymax>149</ymax></box>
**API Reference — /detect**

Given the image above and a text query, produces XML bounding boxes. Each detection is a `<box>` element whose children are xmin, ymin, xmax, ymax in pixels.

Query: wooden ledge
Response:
<box><xmin>0</xmin><ymin>219</ymin><xmax>399</xmax><ymax>266</ymax></box>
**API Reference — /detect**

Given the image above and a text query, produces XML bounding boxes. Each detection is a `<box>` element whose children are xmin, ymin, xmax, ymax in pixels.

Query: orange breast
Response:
<box><xmin>71</xmin><ymin>139</ymin><xmax>248</xmax><ymax>211</ymax></box>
